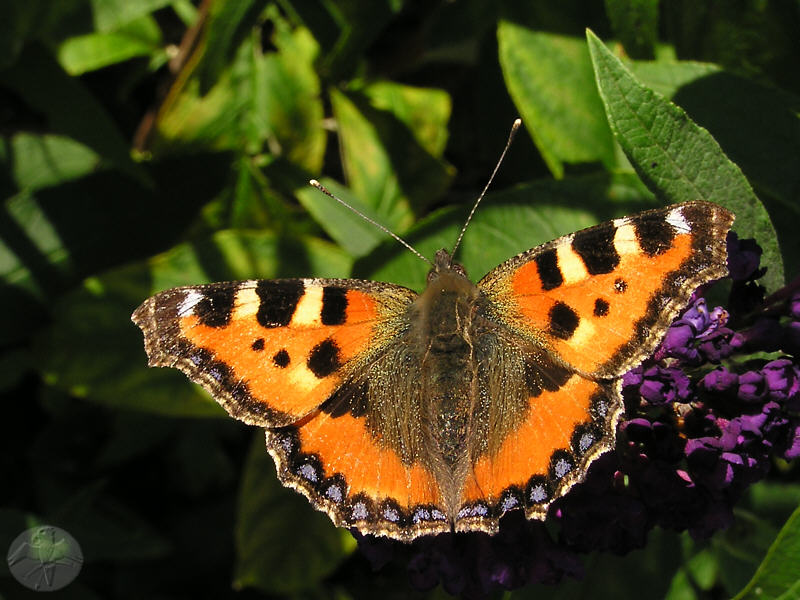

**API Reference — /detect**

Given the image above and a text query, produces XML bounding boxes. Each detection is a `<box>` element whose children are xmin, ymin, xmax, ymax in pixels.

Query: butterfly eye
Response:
<box><xmin>451</xmin><ymin>262</ymin><xmax>468</xmax><ymax>278</ymax></box>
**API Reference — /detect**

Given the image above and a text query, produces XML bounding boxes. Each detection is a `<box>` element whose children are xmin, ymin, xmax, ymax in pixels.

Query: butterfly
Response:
<box><xmin>132</xmin><ymin>198</ymin><xmax>733</xmax><ymax>541</ymax></box>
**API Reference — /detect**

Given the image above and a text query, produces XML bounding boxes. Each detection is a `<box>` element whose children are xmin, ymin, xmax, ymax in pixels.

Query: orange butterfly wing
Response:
<box><xmin>133</xmin><ymin>279</ymin><xmax>448</xmax><ymax>539</ymax></box>
<box><xmin>479</xmin><ymin>202</ymin><xmax>733</xmax><ymax>378</ymax></box>
<box><xmin>455</xmin><ymin>202</ymin><xmax>734</xmax><ymax>527</ymax></box>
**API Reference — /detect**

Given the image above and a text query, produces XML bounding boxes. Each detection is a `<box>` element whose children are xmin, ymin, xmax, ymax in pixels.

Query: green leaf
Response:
<box><xmin>715</xmin><ymin>509</ymin><xmax>783</xmax><ymax>596</ymax></box>
<box><xmin>586</xmin><ymin>29</ymin><xmax>784</xmax><ymax>292</ymax></box>
<box><xmin>256</xmin><ymin>23</ymin><xmax>325</xmax><ymax>172</ymax></box>
<box><xmin>0</xmin><ymin>0</ymin><xmax>49</xmax><ymax>68</ymax></box>
<box><xmin>153</xmin><ymin>70</ymin><xmax>248</xmax><ymax>152</ymax></box>
<box><xmin>296</xmin><ymin>177</ymin><xmax>389</xmax><ymax>258</ymax></box>
<box><xmin>36</xmin><ymin>231</ymin><xmax>352</xmax><ymax>417</ymax></box>
<box><xmin>288</xmin><ymin>0</ymin><xmax>400</xmax><ymax>82</ymax></box>
<box><xmin>331</xmin><ymin>85</ymin><xmax>453</xmax><ymax>225</ymax></box>
<box><xmin>88</xmin><ymin>0</ymin><xmax>173</xmax><ymax>32</ymax></box>
<box><xmin>0</xmin><ymin>44</ymin><xmax>145</xmax><ymax>182</ymax></box>
<box><xmin>0</xmin><ymin>154</ymin><xmax>232</xmax><ymax>345</ymax></box>
<box><xmin>196</xmin><ymin>0</ymin><xmax>269</xmax><ymax>94</ymax></box>
<box><xmin>631</xmin><ymin>62</ymin><xmax>800</xmax><ymax>280</ymax></box>
<box><xmin>364</xmin><ymin>81</ymin><xmax>452</xmax><ymax>158</ymax></box>
<box><xmin>498</xmin><ymin>22</ymin><xmax>617</xmax><ymax>178</ymax></box>
<box><xmin>604</xmin><ymin>0</ymin><xmax>659</xmax><ymax>59</ymax></box>
<box><xmin>1</xmin><ymin>134</ymin><xmax>101</xmax><ymax>191</ymax></box>
<box><xmin>628</xmin><ymin>60</ymin><xmax>720</xmax><ymax>98</ymax></box>
<box><xmin>746</xmin><ymin>483</ymin><xmax>800</xmax><ymax>526</ymax></box>
<box><xmin>732</xmin><ymin>505</ymin><xmax>800</xmax><ymax>600</ymax></box>
<box><xmin>234</xmin><ymin>435</ymin><xmax>356</xmax><ymax>594</ymax></box>
<box><xmin>154</xmin><ymin>16</ymin><xmax>326</xmax><ymax>172</ymax></box>
<box><xmin>57</xmin><ymin>15</ymin><xmax>163</xmax><ymax>75</ymax></box>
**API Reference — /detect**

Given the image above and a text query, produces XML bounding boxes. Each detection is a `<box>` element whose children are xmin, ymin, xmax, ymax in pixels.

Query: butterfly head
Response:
<box><xmin>428</xmin><ymin>249</ymin><xmax>468</xmax><ymax>284</ymax></box>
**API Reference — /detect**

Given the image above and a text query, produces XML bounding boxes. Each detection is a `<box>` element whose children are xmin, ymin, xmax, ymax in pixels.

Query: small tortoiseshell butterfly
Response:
<box><xmin>133</xmin><ymin>183</ymin><xmax>733</xmax><ymax>540</ymax></box>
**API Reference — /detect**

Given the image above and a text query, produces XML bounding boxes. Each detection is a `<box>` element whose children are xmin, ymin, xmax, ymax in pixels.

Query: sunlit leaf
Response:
<box><xmin>586</xmin><ymin>29</ymin><xmax>784</xmax><ymax>291</ymax></box>
<box><xmin>498</xmin><ymin>22</ymin><xmax>617</xmax><ymax>178</ymax></box>
<box><xmin>58</xmin><ymin>16</ymin><xmax>163</xmax><ymax>75</ymax></box>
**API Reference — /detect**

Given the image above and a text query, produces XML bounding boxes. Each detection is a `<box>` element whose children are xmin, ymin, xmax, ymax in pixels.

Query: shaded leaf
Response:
<box><xmin>516</xmin><ymin>527</ymin><xmax>684</xmax><ymax>600</ymax></box>
<box><xmin>0</xmin><ymin>0</ymin><xmax>47</xmax><ymax>68</ymax></box>
<box><xmin>732</xmin><ymin>505</ymin><xmax>800</xmax><ymax>600</ymax></box>
<box><xmin>0</xmin><ymin>44</ymin><xmax>145</xmax><ymax>182</ymax></box>
<box><xmin>48</xmin><ymin>481</ymin><xmax>171</xmax><ymax>561</ymax></box>
<box><xmin>586</xmin><ymin>29</ymin><xmax>784</xmax><ymax>291</ymax></box>
<box><xmin>715</xmin><ymin>509</ymin><xmax>782</xmax><ymax>596</ymax></box>
<box><xmin>498</xmin><ymin>22</ymin><xmax>616</xmax><ymax>178</ymax></box>
<box><xmin>288</xmin><ymin>0</ymin><xmax>400</xmax><ymax>81</ymax></box>
<box><xmin>604</xmin><ymin>0</ymin><xmax>659</xmax><ymax>59</ymax></box>
<box><xmin>0</xmin><ymin>153</ymin><xmax>231</xmax><ymax>345</ymax></box>
<box><xmin>234</xmin><ymin>435</ymin><xmax>356</xmax><ymax>594</ymax></box>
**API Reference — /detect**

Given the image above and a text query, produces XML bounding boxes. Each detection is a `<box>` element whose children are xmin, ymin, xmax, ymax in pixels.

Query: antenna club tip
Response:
<box><xmin>513</xmin><ymin>118</ymin><xmax>522</xmax><ymax>127</ymax></box>
<box><xmin>309</xmin><ymin>179</ymin><xmax>320</xmax><ymax>187</ymax></box>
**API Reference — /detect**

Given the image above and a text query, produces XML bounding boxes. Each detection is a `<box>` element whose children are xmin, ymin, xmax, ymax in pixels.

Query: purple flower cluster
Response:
<box><xmin>355</xmin><ymin>233</ymin><xmax>800</xmax><ymax>597</ymax></box>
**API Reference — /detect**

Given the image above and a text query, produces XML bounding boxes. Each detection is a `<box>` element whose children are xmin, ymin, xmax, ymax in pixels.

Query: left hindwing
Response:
<box><xmin>478</xmin><ymin>201</ymin><xmax>734</xmax><ymax>378</ymax></box>
<box><xmin>132</xmin><ymin>278</ymin><xmax>417</xmax><ymax>427</ymax></box>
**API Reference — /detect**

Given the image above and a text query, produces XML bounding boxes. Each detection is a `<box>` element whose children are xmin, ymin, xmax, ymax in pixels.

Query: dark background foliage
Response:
<box><xmin>1</xmin><ymin>0</ymin><xmax>799</xmax><ymax>598</ymax></box>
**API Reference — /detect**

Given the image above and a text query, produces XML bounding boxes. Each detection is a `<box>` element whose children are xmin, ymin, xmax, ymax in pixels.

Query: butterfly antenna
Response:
<box><xmin>450</xmin><ymin>118</ymin><xmax>522</xmax><ymax>260</ymax></box>
<box><xmin>309</xmin><ymin>180</ymin><xmax>434</xmax><ymax>267</ymax></box>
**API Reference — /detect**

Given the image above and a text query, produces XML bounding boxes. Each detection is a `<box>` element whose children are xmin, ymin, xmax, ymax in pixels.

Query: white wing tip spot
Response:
<box><xmin>667</xmin><ymin>206</ymin><xmax>691</xmax><ymax>233</ymax></box>
<box><xmin>178</xmin><ymin>290</ymin><xmax>204</xmax><ymax>316</ymax></box>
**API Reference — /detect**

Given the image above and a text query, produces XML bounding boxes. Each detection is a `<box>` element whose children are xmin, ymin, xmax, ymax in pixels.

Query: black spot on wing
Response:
<box><xmin>614</xmin><ymin>278</ymin><xmax>627</xmax><ymax>294</ymax></box>
<box><xmin>534</xmin><ymin>248</ymin><xmax>563</xmax><ymax>290</ymax></box>
<box><xmin>195</xmin><ymin>286</ymin><xmax>236</xmax><ymax>327</ymax></box>
<box><xmin>307</xmin><ymin>338</ymin><xmax>341</xmax><ymax>378</ymax></box>
<box><xmin>256</xmin><ymin>280</ymin><xmax>304</xmax><ymax>328</ymax></box>
<box><xmin>320</xmin><ymin>380</ymin><xmax>369</xmax><ymax>418</ymax></box>
<box><xmin>634</xmin><ymin>215</ymin><xmax>676</xmax><ymax>256</ymax></box>
<box><xmin>525</xmin><ymin>355</ymin><xmax>572</xmax><ymax>397</ymax></box>
<box><xmin>321</xmin><ymin>287</ymin><xmax>348</xmax><ymax>325</ymax></box>
<box><xmin>273</xmin><ymin>349</ymin><xmax>290</xmax><ymax>368</ymax></box>
<box><xmin>572</xmin><ymin>222</ymin><xmax>620</xmax><ymax>274</ymax></box>
<box><xmin>251</xmin><ymin>338</ymin><xmax>265</xmax><ymax>351</ymax></box>
<box><xmin>548</xmin><ymin>302</ymin><xmax>579</xmax><ymax>340</ymax></box>
<box><xmin>593</xmin><ymin>298</ymin><xmax>609</xmax><ymax>317</ymax></box>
